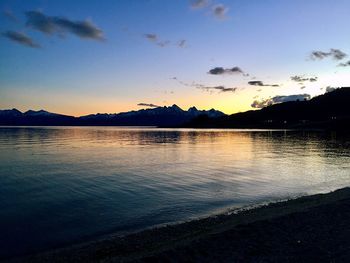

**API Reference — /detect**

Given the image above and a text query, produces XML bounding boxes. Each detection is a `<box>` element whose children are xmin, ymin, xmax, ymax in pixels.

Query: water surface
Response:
<box><xmin>0</xmin><ymin>127</ymin><xmax>349</xmax><ymax>258</ymax></box>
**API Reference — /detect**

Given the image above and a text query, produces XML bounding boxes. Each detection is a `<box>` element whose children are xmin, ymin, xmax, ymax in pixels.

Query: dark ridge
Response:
<box><xmin>0</xmin><ymin>105</ymin><xmax>224</xmax><ymax>127</ymax></box>
<box><xmin>183</xmin><ymin>87</ymin><xmax>350</xmax><ymax>130</ymax></box>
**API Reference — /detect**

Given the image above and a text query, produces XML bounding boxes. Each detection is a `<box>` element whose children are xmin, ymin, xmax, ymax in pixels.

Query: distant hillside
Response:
<box><xmin>183</xmin><ymin>87</ymin><xmax>350</xmax><ymax>130</ymax></box>
<box><xmin>0</xmin><ymin>109</ymin><xmax>76</xmax><ymax>126</ymax></box>
<box><xmin>0</xmin><ymin>105</ymin><xmax>225</xmax><ymax>126</ymax></box>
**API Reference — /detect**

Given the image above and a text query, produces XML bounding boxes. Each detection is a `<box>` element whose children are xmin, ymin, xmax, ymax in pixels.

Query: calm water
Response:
<box><xmin>0</xmin><ymin>127</ymin><xmax>349</xmax><ymax>258</ymax></box>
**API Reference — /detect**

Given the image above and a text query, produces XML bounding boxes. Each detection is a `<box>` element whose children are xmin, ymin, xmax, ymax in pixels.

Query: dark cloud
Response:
<box><xmin>197</xmin><ymin>85</ymin><xmax>238</xmax><ymax>93</ymax></box>
<box><xmin>25</xmin><ymin>10</ymin><xmax>104</xmax><ymax>41</ymax></box>
<box><xmin>325</xmin><ymin>86</ymin><xmax>336</xmax><ymax>93</ymax></box>
<box><xmin>3</xmin><ymin>10</ymin><xmax>18</xmax><ymax>22</ymax></box>
<box><xmin>338</xmin><ymin>60</ymin><xmax>350</xmax><ymax>67</ymax></box>
<box><xmin>208</xmin><ymin>66</ymin><xmax>245</xmax><ymax>75</ymax></box>
<box><xmin>290</xmin><ymin>75</ymin><xmax>318</xmax><ymax>82</ymax></box>
<box><xmin>310</xmin><ymin>49</ymin><xmax>347</xmax><ymax>61</ymax></box>
<box><xmin>248</xmin><ymin>81</ymin><xmax>264</xmax><ymax>86</ymax></box>
<box><xmin>144</xmin><ymin>33</ymin><xmax>157</xmax><ymax>41</ymax></box>
<box><xmin>171</xmin><ymin>77</ymin><xmax>237</xmax><ymax>93</ymax></box>
<box><xmin>137</xmin><ymin>103</ymin><xmax>161</xmax><ymax>108</ymax></box>
<box><xmin>248</xmin><ymin>81</ymin><xmax>279</xmax><ymax>87</ymax></box>
<box><xmin>251</xmin><ymin>94</ymin><xmax>311</xmax><ymax>109</ymax></box>
<box><xmin>2</xmin><ymin>31</ymin><xmax>40</xmax><ymax>48</ymax></box>
<box><xmin>190</xmin><ymin>0</ymin><xmax>209</xmax><ymax>9</ymax></box>
<box><xmin>212</xmin><ymin>4</ymin><xmax>228</xmax><ymax>19</ymax></box>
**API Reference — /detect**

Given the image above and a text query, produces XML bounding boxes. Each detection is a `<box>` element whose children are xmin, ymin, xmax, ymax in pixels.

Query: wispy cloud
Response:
<box><xmin>190</xmin><ymin>1</ymin><xmax>229</xmax><ymax>20</ymax></box>
<box><xmin>212</xmin><ymin>4</ymin><xmax>229</xmax><ymax>19</ymax></box>
<box><xmin>248</xmin><ymin>81</ymin><xmax>280</xmax><ymax>87</ymax></box>
<box><xmin>178</xmin><ymin>39</ymin><xmax>186</xmax><ymax>48</ymax></box>
<box><xmin>197</xmin><ymin>85</ymin><xmax>238</xmax><ymax>93</ymax></box>
<box><xmin>144</xmin><ymin>33</ymin><xmax>184</xmax><ymax>48</ymax></box>
<box><xmin>144</xmin><ymin>33</ymin><xmax>157</xmax><ymax>42</ymax></box>
<box><xmin>251</xmin><ymin>94</ymin><xmax>311</xmax><ymax>109</ymax></box>
<box><xmin>137</xmin><ymin>103</ymin><xmax>161</xmax><ymax>108</ymax></box>
<box><xmin>190</xmin><ymin>0</ymin><xmax>210</xmax><ymax>9</ymax></box>
<box><xmin>310</xmin><ymin>49</ymin><xmax>347</xmax><ymax>61</ymax></box>
<box><xmin>208</xmin><ymin>66</ymin><xmax>246</xmax><ymax>75</ymax></box>
<box><xmin>157</xmin><ymin>40</ymin><xmax>170</xmax><ymax>47</ymax></box>
<box><xmin>2</xmin><ymin>31</ymin><xmax>40</xmax><ymax>48</ymax></box>
<box><xmin>338</xmin><ymin>60</ymin><xmax>350</xmax><ymax>67</ymax></box>
<box><xmin>3</xmin><ymin>9</ymin><xmax>18</xmax><ymax>22</ymax></box>
<box><xmin>144</xmin><ymin>33</ymin><xmax>169</xmax><ymax>47</ymax></box>
<box><xmin>290</xmin><ymin>75</ymin><xmax>318</xmax><ymax>82</ymax></box>
<box><xmin>171</xmin><ymin>77</ymin><xmax>237</xmax><ymax>93</ymax></box>
<box><xmin>25</xmin><ymin>10</ymin><xmax>104</xmax><ymax>41</ymax></box>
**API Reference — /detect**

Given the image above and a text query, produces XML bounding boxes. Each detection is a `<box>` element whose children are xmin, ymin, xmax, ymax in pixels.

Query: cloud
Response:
<box><xmin>190</xmin><ymin>0</ymin><xmax>209</xmax><ymax>9</ymax></box>
<box><xmin>208</xmin><ymin>66</ymin><xmax>245</xmax><ymax>75</ymax></box>
<box><xmin>338</xmin><ymin>60</ymin><xmax>350</xmax><ymax>67</ymax></box>
<box><xmin>3</xmin><ymin>10</ymin><xmax>18</xmax><ymax>22</ymax></box>
<box><xmin>190</xmin><ymin>1</ymin><xmax>229</xmax><ymax>21</ymax></box>
<box><xmin>178</xmin><ymin>39</ymin><xmax>186</xmax><ymax>48</ymax></box>
<box><xmin>310</xmin><ymin>49</ymin><xmax>347</xmax><ymax>61</ymax></box>
<box><xmin>248</xmin><ymin>81</ymin><xmax>279</xmax><ymax>87</ymax></box>
<box><xmin>171</xmin><ymin>77</ymin><xmax>193</xmax><ymax>87</ymax></box>
<box><xmin>144</xmin><ymin>33</ymin><xmax>157</xmax><ymax>41</ymax></box>
<box><xmin>300</xmin><ymin>86</ymin><xmax>306</xmax><ymax>89</ymax></box>
<box><xmin>198</xmin><ymin>85</ymin><xmax>238</xmax><ymax>93</ymax></box>
<box><xmin>25</xmin><ymin>10</ymin><xmax>104</xmax><ymax>41</ymax></box>
<box><xmin>171</xmin><ymin>77</ymin><xmax>237</xmax><ymax>93</ymax></box>
<box><xmin>212</xmin><ymin>4</ymin><xmax>229</xmax><ymax>19</ymax></box>
<box><xmin>144</xmin><ymin>33</ymin><xmax>173</xmax><ymax>48</ymax></box>
<box><xmin>137</xmin><ymin>103</ymin><xmax>161</xmax><ymax>108</ymax></box>
<box><xmin>251</xmin><ymin>94</ymin><xmax>311</xmax><ymax>108</ymax></box>
<box><xmin>2</xmin><ymin>31</ymin><xmax>40</xmax><ymax>48</ymax></box>
<box><xmin>325</xmin><ymin>86</ymin><xmax>336</xmax><ymax>93</ymax></box>
<box><xmin>290</xmin><ymin>75</ymin><xmax>318</xmax><ymax>82</ymax></box>
<box><xmin>309</xmin><ymin>77</ymin><xmax>317</xmax><ymax>82</ymax></box>
<box><xmin>157</xmin><ymin>40</ymin><xmax>170</xmax><ymax>47</ymax></box>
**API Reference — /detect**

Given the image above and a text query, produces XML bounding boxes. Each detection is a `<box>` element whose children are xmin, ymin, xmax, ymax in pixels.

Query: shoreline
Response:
<box><xmin>8</xmin><ymin>187</ymin><xmax>350</xmax><ymax>262</ymax></box>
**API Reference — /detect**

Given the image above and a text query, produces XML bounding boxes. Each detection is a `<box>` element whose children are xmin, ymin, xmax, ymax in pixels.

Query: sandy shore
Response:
<box><xmin>7</xmin><ymin>187</ymin><xmax>350</xmax><ymax>262</ymax></box>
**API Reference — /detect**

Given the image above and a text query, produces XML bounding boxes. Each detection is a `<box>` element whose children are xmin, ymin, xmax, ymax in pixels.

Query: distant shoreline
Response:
<box><xmin>9</xmin><ymin>187</ymin><xmax>350</xmax><ymax>262</ymax></box>
<box><xmin>1</xmin><ymin>88</ymin><xmax>350</xmax><ymax>130</ymax></box>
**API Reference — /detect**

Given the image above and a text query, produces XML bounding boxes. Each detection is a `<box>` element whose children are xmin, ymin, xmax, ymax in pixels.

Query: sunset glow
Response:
<box><xmin>1</xmin><ymin>0</ymin><xmax>350</xmax><ymax>116</ymax></box>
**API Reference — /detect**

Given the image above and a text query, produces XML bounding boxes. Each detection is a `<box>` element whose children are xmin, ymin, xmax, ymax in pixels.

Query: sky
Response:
<box><xmin>1</xmin><ymin>0</ymin><xmax>350</xmax><ymax>116</ymax></box>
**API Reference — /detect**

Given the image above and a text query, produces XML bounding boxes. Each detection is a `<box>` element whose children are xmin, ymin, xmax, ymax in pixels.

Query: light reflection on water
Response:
<box><xmin>0</xmin><ymin>127</ymin><xmax>349</xmax><ymax>258</ymax></box>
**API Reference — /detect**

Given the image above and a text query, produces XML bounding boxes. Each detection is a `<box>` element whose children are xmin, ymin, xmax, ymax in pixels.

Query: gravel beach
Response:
<box><xmin>7</xmin><ymin>187</ymin><xmax>350</xmax><ymax>263</ymax></box>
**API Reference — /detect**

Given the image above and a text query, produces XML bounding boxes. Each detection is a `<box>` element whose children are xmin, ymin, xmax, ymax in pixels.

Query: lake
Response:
<box><xmin>0</xmin><ymin>127</ymin><xmax>349</xmax><ymax>259</ymax></box>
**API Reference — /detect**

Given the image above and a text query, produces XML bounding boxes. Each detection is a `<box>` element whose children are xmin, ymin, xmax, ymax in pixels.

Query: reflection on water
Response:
<box><xmin>0</xmin><ymin>127</ymin><xmax>349</xmax><ymax>258</ymax></box>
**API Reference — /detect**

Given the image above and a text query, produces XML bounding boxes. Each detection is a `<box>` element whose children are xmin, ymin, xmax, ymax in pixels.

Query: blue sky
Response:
<box><xmin>1</xmin><ymin>0</ymin><xmax>350</xmax><ymax>116</ymax></box>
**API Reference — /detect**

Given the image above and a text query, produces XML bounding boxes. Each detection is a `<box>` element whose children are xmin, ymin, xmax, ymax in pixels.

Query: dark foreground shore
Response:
<box><xmin>8</xmin><ymin>187</ymin><xmax>350</xmax><ymax>263</ymax></box>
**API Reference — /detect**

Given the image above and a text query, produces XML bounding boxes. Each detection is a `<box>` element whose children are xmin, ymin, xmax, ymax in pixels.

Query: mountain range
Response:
<box><xmin>1</xmin><ymin>88</ymin><xmax>349</xmax><ymax>130</ymax></box>
<box><xmin>0</xmin><ymin>105</ymin><xmax>225</xmax><ymax>126</ymax></box>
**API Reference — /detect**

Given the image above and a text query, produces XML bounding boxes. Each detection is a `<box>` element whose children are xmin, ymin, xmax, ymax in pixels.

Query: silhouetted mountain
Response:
<box><xmin>0</xmin><ymin>109</ymin><xmax>76</xmax><ymax>126</ymax></box>
<box><xmin>183</xmin><ymin>87</ymin><xmax>350</xmax><ymax>130</ymax></box>
<box><xmin>0</xmin><ymin>105</ymin><xmax>225</xmax><ymax>126</ymax></box>
<box><xmin>79</xmin><ymin>104</ymin><xmax>225</xmax><ymax>126</ymax></box>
